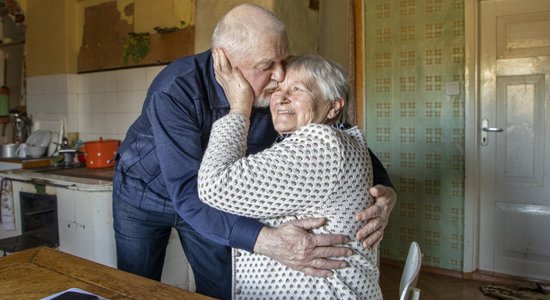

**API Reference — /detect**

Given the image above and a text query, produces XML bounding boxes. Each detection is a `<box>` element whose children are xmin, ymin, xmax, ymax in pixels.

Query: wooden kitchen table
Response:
<box><xmin>0</xmin><ymin>247</ymin><xmax>212</xmax><ymax>300</ymax></box>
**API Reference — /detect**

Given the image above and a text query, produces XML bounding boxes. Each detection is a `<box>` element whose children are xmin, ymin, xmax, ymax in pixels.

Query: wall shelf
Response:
<box><xmin>0</xmin><ymin>40</ymin><xmax>24</xmax><ymax>48</ymax></box>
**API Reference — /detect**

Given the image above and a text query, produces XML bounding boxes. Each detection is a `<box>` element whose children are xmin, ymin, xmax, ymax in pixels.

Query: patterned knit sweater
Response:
<box><xmin>198</xmin><ymin>113</ymin><xmax>382</xmax><ymax>300</ymax></box>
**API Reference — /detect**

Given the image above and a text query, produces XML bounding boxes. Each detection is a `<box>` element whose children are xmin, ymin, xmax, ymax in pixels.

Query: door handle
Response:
<box><xmin>481</xmin><ymin>118</ymin><xmax>503</xmax><ymax>146</ymax></box>
<box><xmin>482</xmin><ymin>127</ymin><xmax>503</xmax><ymax>132</ymax></box>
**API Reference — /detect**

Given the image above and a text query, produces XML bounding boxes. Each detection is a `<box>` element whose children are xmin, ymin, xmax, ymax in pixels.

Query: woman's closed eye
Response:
<box><xmin>272</xmin><ymin>83</ymin><xmax>310</xmax><ymax>96</ymax></box>
<box><xmin>291</xmin><ymin>84</ymin><xmax>313</xmax><ymax>95</ymax></box>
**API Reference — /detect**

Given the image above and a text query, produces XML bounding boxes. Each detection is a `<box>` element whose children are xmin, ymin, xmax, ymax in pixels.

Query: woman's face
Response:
<box><xmin>270</xmin><ymin>68</ymin><xmax>333</xmax><ymax>134</ymax></box>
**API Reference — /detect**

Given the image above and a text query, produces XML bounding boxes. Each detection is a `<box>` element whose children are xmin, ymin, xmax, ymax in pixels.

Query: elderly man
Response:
<box><xmin>112</xmin><ymin>3</ymin><xmax>396</xmax><ymax>299</ymax></box>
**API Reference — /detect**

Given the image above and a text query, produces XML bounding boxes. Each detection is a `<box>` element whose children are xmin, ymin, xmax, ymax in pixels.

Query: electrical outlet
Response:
<box><xmin>446</xmin><ymin>81</ymin><xmax>460</xmax><ymax>96</ymax></box>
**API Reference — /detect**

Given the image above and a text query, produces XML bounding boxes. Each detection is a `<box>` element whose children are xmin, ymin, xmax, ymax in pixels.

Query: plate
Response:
<box><xmin>48</xmin><ymin>131</ymin><xmax>59</xmax><ymax>156</ymax></box>
<box><xmin>26</xmin><ymin>129</ymin><xmax>52</xmax><ymax>148</ymax></box>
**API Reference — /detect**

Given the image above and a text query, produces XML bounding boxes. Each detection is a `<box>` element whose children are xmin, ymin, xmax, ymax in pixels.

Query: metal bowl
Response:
<box><xmin>0</xmin><ymin>143</ymin><xmax>19</xmax><ymax>158</ymax></box>
<box><xmin>29</xmin><ymin>146</ymin><xmax>48</xmax><ymax>158</ymax></box>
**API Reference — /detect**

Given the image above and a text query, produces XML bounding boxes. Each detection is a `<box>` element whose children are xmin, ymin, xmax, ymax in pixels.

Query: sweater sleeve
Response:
<box><xmin>198</xmin><ymin>113</ymin><xmax>343</xmax><ymax>219</ymax></box>
<box><xmin>147</xmin><ymin>91</ymin><xmax>262</xmax><ymax>251</ymax></box>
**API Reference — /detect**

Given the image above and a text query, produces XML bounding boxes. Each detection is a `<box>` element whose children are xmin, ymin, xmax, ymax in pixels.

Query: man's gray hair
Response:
<box><xmin>212</xmin><ymin>4</ymin><xmax>287</xmax><ymax>60</ymax></box>
<box><xmin>287</xmin><ymin>55</ymin><xmax>351</xmax><ymax>104</ymax></box>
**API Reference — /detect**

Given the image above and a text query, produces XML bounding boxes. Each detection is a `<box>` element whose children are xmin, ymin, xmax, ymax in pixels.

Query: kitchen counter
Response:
<box><xmin>0</xmin><ymin>166</ymin><xmax>114</xmax><ymax>191</ymax></box>
<box><xmin>33</xmin><ymin>166</ymin><xmax>115</xmax><ymax>181</ymax></box>
<box><xmin>0</xmin><ymin>157</ymin><xmax>51</xmax><ymax>169</ymax></box>
<box><xmin>0</xmin><ymin>246</ymin><xmax>210</xmax><ymax>300</ymax></box>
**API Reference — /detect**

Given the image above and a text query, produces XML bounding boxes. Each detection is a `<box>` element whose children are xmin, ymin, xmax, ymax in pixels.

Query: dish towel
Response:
<box><xmin>1</xmin><ymin>178</ymin><xmax>16</xmax><ymax>230</ymax></box>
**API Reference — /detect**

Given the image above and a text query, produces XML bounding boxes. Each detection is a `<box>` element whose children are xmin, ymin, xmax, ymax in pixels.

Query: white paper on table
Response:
<box><xmin>40</xmin><ymin>288</ymin><xmax>108</xmax><ymax>300</ymax></box>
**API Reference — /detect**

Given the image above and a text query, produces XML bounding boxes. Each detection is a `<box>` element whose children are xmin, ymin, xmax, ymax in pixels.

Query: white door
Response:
<box><xmin>479</xmin><ymin>0</ymin><xmax>550</xmax><ymax>281</ymax></box>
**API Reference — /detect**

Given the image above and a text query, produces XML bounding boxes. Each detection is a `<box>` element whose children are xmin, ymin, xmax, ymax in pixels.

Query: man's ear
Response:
<box><xmin>327</xmin><ymin>98</ymin><xmax>345</xmax><ymax>120</ymax></box>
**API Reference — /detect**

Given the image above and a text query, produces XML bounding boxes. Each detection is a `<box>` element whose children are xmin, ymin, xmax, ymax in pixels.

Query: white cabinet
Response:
<box><xmin>162</xmin><ymin>229</ymin><xmax>195</xmax><ymax>290</ymax></box>
<box><xmin>55</xmin><ymin>188</ymin><xmax>194</xmax><ymax>289</ymax></box>
<box><xmin>0</xmin><ymin>171</ymin><xmax>194</xmax><ymax>291</ymax></box>
<box><xmin>56</xmin><ymin>188</ymin><xmax>116</xmax><ymax>267</ymax></box>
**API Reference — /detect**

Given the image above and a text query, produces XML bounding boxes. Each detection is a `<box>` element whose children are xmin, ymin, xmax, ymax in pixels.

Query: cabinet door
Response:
<box><xmin>56</xmin><ymin>189</ymin><xmax>75</xmax><ymax>223</ymax></box>
<box><xmin>161</xmin><ymin>229</ymin><xmax>195</xmax><ymax>290</ymax></box>
<box><xmin>57</xmin><ymin>188</ymin><xmax>116</xmax><ymax>267</ymax></box>
<box><xmin>58</xmin><ymin>216</ymin><xmax>95</xmax><ymax>262</ymax></box>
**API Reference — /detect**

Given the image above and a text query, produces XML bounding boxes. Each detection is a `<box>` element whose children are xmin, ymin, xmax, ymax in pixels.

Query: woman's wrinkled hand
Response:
<box><xmin>212</xmin><ymin>48</ymin><xmax>254</xmax><ymax>118</ymax></box>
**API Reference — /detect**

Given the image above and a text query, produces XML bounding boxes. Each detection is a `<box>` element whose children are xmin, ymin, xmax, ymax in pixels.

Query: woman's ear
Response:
<box><xmin>327</xmin><ymin>98</ymin><xmax>345</xmax><ymax>120</ymax></box>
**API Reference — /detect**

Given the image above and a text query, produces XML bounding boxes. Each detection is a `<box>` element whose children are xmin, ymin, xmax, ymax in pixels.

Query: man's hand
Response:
<box><xmin>212</xmin><ymin>48</ymin><xmax>254</xmax><ymax>118</ymax></box>
<box><xmin>253</xmin><ymin>217</ymin><xmax>352</xmax><ymax>277</ymax></box>
<box><xmin>355</xmin><ymin>185</ymin><xmax>397</xmax><ymax>248</ymax></box>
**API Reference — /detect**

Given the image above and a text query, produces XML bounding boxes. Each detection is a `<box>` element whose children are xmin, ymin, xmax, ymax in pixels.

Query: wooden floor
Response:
<box><xmin>380</xmin><ymin>263</ymin><xmax>493</xmax><ymax>300</ymax></box>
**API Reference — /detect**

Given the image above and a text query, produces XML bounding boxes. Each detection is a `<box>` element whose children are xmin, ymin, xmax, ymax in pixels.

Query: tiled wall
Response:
<box><xmin>26</xmin><ymin>65</ymin><xmax>165</xmax><ymax>143</ymax></box>
<box><xmin>364</xmin><ymin>0</ymin><xmax>465</xmax><ymax>271</ymax></box>
<box><xmin>26</xmin><ymin>66</ymin><xmax>196</xmax><ymax>290</ymax></box>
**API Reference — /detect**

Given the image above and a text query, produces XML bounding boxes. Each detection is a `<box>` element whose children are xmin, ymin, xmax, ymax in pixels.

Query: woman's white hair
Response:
<box><xmin>212</xmin><ymin>4</ymin><xmax>287</xmax><ymax>61</ymax></box>
<box><xmin>286</xmin><ymin>55</ymin><xmax>351</xmax><ymax>121</ymax></box>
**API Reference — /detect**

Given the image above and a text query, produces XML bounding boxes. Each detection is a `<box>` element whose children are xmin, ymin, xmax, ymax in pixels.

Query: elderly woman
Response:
<box><xmin>198</xmin><ymin>50</ymin><xmax>381</xmax><ymax>299</ymax></box>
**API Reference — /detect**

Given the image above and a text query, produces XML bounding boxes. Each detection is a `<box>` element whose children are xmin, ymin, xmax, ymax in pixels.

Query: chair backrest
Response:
<box><xmin>399</xmin><ymin>241</ymin><xmax>422</xmax><ymax>300</ymax></box>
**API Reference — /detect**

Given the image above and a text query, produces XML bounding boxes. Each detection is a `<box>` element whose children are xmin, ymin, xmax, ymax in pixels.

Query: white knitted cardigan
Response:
<box><xmin>198</xmin><ymin>113</ymin><xmax>382</xmax><ymax>300</ymax></box>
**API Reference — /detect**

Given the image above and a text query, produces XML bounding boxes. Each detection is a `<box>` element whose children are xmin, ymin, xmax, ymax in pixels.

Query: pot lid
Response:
<box><xmin>59</xmin><ymin>149</ymin><xmax>77</xmax><ymax>153</ymax></box>
<box><xmin>85</xmin><ymin>137</ymin><xmax>120</xmax><ymax>144</ymax></box>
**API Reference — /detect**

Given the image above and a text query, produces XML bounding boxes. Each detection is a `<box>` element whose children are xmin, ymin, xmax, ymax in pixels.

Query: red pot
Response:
<box><xmin>83</xmin><ymin>137</ymin><xmax>120</xmax><ymax>168</ymax></box>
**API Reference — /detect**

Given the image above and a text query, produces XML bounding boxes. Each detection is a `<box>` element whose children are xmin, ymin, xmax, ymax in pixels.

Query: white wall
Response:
<box><xmin>26</xmin><ymin>66</ymin><xmax>164</xmax><ymax>143</ymax></box>
<box><xmin>24</xmin><ymin>67</ymin><xmax>196</xmax><ymax>290</ymax></box>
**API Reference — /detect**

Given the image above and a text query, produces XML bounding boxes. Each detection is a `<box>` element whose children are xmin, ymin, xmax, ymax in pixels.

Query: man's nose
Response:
<box><xmin>271</xmin><ymin>64</ymin><xmax>285</xmax><ymax>82</ymax></box>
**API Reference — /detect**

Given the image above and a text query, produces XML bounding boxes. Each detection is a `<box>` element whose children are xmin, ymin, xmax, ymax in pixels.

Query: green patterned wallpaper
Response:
<box><xmin>364</xmin><ymin>0</ymin><xmax>465</xmax><ymax>271</ymax></box>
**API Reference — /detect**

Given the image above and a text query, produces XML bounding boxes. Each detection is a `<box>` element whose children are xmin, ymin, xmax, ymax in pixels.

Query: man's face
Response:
<box><xmin>231</xmin><ymin>34</ymin><xmax>290</xmax><ymax>107</ymax></box>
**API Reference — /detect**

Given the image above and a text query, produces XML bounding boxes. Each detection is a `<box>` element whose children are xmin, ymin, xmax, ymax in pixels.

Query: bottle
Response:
<box><xmin>0</xmin><ymin>86</ymin><xmax>8</xmax><ymax>116</ymax></box>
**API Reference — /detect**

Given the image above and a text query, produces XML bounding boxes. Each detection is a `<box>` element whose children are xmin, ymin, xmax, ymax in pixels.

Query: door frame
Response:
<box><xmin>463</xmin><ymin>0</ymin><xmax>480</xmax><ymax>274</ymax></box>
<box><xmin>353</xmin><ymin>0</ymin><xmax>365</xmax><ymax>128</ymax></box>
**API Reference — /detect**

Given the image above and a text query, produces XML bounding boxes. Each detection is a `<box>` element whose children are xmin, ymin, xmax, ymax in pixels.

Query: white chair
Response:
<box><xmin>399</xmin><ymin>241</ymin><xmax>422</xmax><ymax>300</ymax></box>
